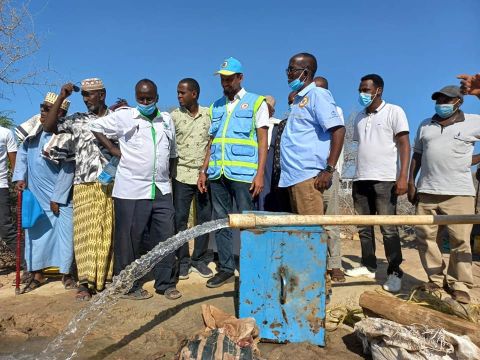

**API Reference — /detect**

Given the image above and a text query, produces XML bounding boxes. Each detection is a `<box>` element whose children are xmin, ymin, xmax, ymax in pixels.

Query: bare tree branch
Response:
<box><xmin>0</xmin><ymin>0</ymin><xmax>54</xmax><ymax>95</ymax></box>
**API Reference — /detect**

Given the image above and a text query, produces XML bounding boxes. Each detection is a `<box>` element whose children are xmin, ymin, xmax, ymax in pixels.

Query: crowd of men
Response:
<box><xmin>0</xmin><ymin>52</ymin><xmax>479</xmax><ymax>305</ymax></box>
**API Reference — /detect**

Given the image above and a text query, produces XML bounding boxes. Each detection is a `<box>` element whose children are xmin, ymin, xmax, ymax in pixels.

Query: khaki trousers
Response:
<box><xmin>288</xmin><ymin>177</ymin><xmax>329</xmax><ymax>293</ymax></box>
<box><xmin>288</xmin><ymin>177</ymin><xmax>324</xmax><ymax>215</ymax></box>
<box><xmin>416</xmin><ymin>193</ymin><xmax>474</xmax><ymax>293</ymax></box>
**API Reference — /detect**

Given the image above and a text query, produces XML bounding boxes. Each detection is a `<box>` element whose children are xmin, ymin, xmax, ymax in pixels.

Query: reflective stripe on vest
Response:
<box><xmin>207</xmin><ymin>93</ymin><xmax>265</xmax><ymax>183</ymax></box>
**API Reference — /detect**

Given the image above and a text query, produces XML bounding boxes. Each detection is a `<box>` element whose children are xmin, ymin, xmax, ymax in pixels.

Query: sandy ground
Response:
<box><xmin>0</xmin><ymin>233</ymin><xmax>479</xmax><ymax>360</ymax></box>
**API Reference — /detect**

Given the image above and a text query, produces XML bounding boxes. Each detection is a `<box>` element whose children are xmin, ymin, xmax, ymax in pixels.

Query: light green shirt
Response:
<box><xmin>171</xmin><ymin>106</ymin><xmax>211</xmax><ymax>185</ymax></box>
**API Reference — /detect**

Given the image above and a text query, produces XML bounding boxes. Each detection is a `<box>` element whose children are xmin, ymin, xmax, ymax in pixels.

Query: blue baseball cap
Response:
<box><xmin>215</xmin><ymin>57</ymin><xmax>243</xmax><ymax>76</ymax></box>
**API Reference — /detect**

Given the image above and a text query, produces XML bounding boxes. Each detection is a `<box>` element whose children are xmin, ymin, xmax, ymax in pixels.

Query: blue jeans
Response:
<box><xmin>352</xmin><ymin>180</ymin><xmax>403</xmax><ymax>275</ymax></box>
<box><xmin>210</xmin><ymin>176</ymin><xmax>254</xmax><ymax>273</ymax></box>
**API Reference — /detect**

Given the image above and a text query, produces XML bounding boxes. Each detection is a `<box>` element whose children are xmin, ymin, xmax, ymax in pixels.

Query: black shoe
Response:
<box><xmin>206</xmin><ymin>271</ymin><xmax>234</xmax><ymax>288</ymax></box>
<box><xmin>192</xmin><ymin>262</ymin><xmax>214</xmax><ymax>278</ymax></box>
<box><xmin>178</xmin><ymin>265</ymin><xmax>191</xmax><ymax>280</ymax></box>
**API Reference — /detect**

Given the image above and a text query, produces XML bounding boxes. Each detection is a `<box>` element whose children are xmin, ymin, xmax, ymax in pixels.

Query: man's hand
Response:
<box><xmin>395</xmin><ymin>177</ymin><xmax>408</xmax><ymax>195</ymax></box>
<box><xmin>15</xmin><ymin>181</ymin><xmax>26</xmax><ymax>192</ymax></box>
<box><xmin>249</xmin><ymin>174</ymin><xmax>264</xmax><ymax>198</ymax></box>
<box><xmin>197</xmin><ymin>172</ymin><xmax>208</xmax><ymax>193</ymax></box>
<box><xmin>110</xmin><ymin>147</ymin><xmax>122</xmax><ymax>158</ymax></box>
<box><xmin>314</xmin><ymin>171</ymin><xmax>332</xmax><ymax>192</ymax></box>
<box><xmin>407</xmin><ymin>182</ymin><xmax>418</xmax><ymax>205</ymax></box>
<box><xmin>59</xmin><ymin>83</ymin><xmax>75</xmax><ymax>99</ymax></box>
<box><xmin>457</xmin><ymin>74</ymin><xmax>480</xmax><ymax>96</ymax></box>
<box><xmin>50</xmin><ymin>201</ymin><xmax>60</xmax><ymax>216</ymax></box>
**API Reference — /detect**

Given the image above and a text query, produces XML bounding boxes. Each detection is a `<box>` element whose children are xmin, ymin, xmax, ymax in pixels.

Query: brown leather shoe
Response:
<box><xmin>329</xmin><ymin>268</ymin><xmax>346</xmax><ymax>283</ymax></box>
<box><xmin>451</xmin><ymin>290</ymin><xmax>470</xmax><ymax>304</ymax></box>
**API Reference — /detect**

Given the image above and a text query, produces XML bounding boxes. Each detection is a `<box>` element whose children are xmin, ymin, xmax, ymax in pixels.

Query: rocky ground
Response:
<box><xmin>0</xmin><ymin>232</ymin><xmax>479</xmax><ymax>360</ymax></box>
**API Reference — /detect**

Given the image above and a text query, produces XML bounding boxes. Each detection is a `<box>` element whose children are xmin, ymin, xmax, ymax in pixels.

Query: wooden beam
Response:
<box><xmin>358</xmin><ymin>291</ymin><xmax>480</xmax><ymax>346</ymax></box>
<box><xmin>229</xmin><ymin>214</ymin><xmax>480</xmax><ymax>229</ymax></box>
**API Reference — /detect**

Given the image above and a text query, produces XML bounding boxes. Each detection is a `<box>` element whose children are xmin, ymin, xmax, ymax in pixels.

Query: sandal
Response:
<box><xmin>11</xmin><ymin>271</ymin><xmax>33</xmax><ymax>286</ymax></box>
<box><xmin>120</xmin><ymin>288</ymin><xmax>153</xmax><ymax>300</ymax></box>
<box><xmin>75</xmin><ymin>285</ymin><xmax>92</xmax><ymax>301</ymax></box>
<box><xmin>329</xmin><ymin>268</ymin><xmax>346</xmax><ymax>283</ymax></box>
<box><xmin>62</xmin><ymin>275</ymin><xmax>78</xmax><ymax>290</ymax></box>
<box><xmin>21</xmin><ymin>278</ymin><xmax>47</xmax><ymax>294</ymax></box>
<box><xmin>163</xmin><ymin>287</ymin><xmax>182</xmax><ymax>300</ymax></box>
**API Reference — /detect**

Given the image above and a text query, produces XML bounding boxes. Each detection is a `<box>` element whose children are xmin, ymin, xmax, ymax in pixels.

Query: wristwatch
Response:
<box><xmin>324</xmin><ymin>164</ymin><xmax>335</xmax><ymax>173</ymax></box>
<box><xmin>199</xmin><ymin>168</ymin><xmax>207</xmax><ymax>174</ymax></box>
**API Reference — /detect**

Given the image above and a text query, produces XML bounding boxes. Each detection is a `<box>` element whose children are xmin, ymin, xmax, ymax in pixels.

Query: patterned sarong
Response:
<box><xmin>73</xmin><ymin>182</ymin><xmax>114</xmax><ymax>291</ymax></box>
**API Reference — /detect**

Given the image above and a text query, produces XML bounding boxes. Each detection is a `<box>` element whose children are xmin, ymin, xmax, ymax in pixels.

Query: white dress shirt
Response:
<box><xmin>0</xmin><ymin>126</ymin><xmax>17</xmax><ymax>188</ymax></box>
<box><xmin>90</xmin><ymin>107</ymin><xmax>177</xmax><ymax>199</ymax></box>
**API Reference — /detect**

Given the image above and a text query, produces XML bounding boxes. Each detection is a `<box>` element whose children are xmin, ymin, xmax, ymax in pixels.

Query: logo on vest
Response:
<box><xmin>241</xmin><ymin>103</ymin><xmax>249</xmax><ymax>109</ymax></box>
<box><xmin>299</xmin><ymin>96</ymin><xmax>309</xmax><ymax>108</ymax></box>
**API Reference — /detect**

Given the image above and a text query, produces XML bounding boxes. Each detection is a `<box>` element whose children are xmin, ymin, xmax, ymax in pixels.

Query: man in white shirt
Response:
<box><xmin>345</xmin><ymin>74</ymin><xmax>410</xmax><ymax>294</ymax></box>
<box><xmin>90</xmin><ymin>79</ymin><xmax>180</xmax><ymax>300</ymax></box>
<box><xmin>0</xmin><ymin>125</ymin><xmax>17</xmax><ymax>265</ymax></box>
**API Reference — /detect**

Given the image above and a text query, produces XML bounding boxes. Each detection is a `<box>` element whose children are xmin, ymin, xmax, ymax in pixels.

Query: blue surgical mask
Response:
<box><xmin>137</xmin><ymin>102</ymin><xmax>157</xmax><ymax>116</ymax></box>
<box><xmin>288</xmin><ymin>70</ymin><xmax>306</xmax><ymax>91</ymax></box>
<box><xmin>358</xmin><ymin>93</ymin><xmax>373</xmax><ymax>107</ymax></box>
<box><xmin>435</xmin><ymin>104</ymin><xmax>456</xmax><ymax>119</ymax></box>
<box><xmin>358</xmin><ymin>88</ymin><xmax>379</xmax><ymax>107</ymax></box>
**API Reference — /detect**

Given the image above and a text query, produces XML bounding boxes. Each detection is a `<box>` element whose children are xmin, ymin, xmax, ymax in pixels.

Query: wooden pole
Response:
<box><xmin>359</xmin><ymin>291</ymin><xmax>480</xmax><ymax>346</ymax></box>
<box><xmin>228</xmin><ymin>214</ymin><xmax>480</xmax><ymax>229</ymax></box>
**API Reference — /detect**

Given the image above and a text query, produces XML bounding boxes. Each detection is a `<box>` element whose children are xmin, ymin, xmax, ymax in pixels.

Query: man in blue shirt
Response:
<box><xmin>279</xmin><ymin>53</ymin><xmax>345</xmax><ymax>216</ymax></box>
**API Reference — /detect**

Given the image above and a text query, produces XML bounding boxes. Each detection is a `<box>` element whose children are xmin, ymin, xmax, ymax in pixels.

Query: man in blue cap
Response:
<box><xmin>198</xmin><ymin>57</ymin><xmax>269</xmax><ymax>288</ymax></box>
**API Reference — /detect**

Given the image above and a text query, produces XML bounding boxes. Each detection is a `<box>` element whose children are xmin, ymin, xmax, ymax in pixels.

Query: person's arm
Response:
<box><xmin>408</xmin><ymin>152</ymin><xmax>422</xmax><ymax>204</ymax></box>
<box><xmin>197</xmin><ymin>138</ymin><xmax>212</xmax><ymax>193</ymax></box>
<box><xmin>12</xmin><ymin>143</ymin><xmax>26</xmax><ymax>191</ymax></box>
<box><xmin>472</xmin><ymin>154</ymin><xmax>480</xmax><ymax>166</ymax></box>
<box><xmin>250</xmin><ymin>126</ymin><xmax>268</xmax><ymax>197</ymax></box>
<box><xmin>395</xmin><ymin>132</ymin><xmax>410</xmax><ymax>195</ymax></box>
<box><xmin>43</xmin><ymin>83</ymin><xmax>75</xmax><ymax>133</ymax></box>
<box><xmin>457</xmin><ymin>73</ymin><xmax>480</xmax><ymax>100</ymax></box>
<box><xmin>89</xmin><ymin>112</ymin><xmax>123</xmax><ymax>158</ymax></box>
<box><xmin>91</xmin><ymin>133</ymin><xmax>121</xmax><ymax>158</ymax></box>
<box><xmin>315</xmin><ymin>125</ymin><xmax>345</xmax><ymax>192</ymax></box>
<box><xmin>7</xmin><ymin>151</ymin><xmax>16</xmax><ymax>170</ymax></box>
<box><xmin>50</xmin><ymin>160</ymin><xmax>75</xmax><ymax>215</ymax></box>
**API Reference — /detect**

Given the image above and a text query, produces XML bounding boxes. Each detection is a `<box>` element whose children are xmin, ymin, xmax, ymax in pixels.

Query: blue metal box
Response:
<box><xmin>239</xmin><ymin>217</ymin><xmax>327</xmax><ymax>346</ymax></box>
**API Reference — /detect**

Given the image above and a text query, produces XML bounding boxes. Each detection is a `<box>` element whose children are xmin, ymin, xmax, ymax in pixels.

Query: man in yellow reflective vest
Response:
<box><xmin>198</xmin><ymin>57</ymin><xmax>269</xmax><ymax>288</ymax></box>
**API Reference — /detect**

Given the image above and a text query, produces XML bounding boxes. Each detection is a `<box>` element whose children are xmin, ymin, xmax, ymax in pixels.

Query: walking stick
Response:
<box><xmin>15</xmin><ymin>190</ymin><xmax>22</xmax><ymax>295</ymax></box>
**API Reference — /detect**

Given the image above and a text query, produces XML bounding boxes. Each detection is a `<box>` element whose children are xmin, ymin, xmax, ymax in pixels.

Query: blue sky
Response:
<box><xmin>1</xmin><ymin>0</ymin><xmax>479</xmax><ymax>140</ymax></box>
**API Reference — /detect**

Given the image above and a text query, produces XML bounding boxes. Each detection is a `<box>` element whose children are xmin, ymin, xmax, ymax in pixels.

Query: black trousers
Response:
<box><xmin>113</xmin><ymin>190</ymin><xmax>176</xmax><ymax>292</ymax></box>
<box><xmin>173</xmin><ymin>179</ymin><xmax>212</xmax><ymax>268</ymax></box>
<box><xmin>352</xmin><ymin>180</ymin><xmax>403</xmax><ymax>275</ymax></box>
<box><xmin>0</xmin><ymin>188</ymin><xmax>17</xmax><ymax>254</ymax></box>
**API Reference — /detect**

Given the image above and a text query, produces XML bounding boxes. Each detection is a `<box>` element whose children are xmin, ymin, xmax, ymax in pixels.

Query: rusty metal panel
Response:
<box><xmin>239</xmin><ymin>216</ymin><xmax>326</xmax><ymax>346</ymax></box>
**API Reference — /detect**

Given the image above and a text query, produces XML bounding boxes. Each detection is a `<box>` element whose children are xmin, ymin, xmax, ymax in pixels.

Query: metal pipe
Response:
<box><xmin>228</xmin><ymin>213</ymin><xmax>480</xmax><ymax>229</ymax></box>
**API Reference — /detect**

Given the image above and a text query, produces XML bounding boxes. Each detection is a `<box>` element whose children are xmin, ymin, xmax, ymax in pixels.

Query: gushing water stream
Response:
<box><xmin>39</xmin><ymin>218</ymin><xmax>229</xmax><ymax>360</ymax></box>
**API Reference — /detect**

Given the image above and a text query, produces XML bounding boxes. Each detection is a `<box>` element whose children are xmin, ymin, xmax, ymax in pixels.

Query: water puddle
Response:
<box><xmin>29</xmin><ymin>218</ymin><xmax>231</xmax><ymax>360</ymax></box>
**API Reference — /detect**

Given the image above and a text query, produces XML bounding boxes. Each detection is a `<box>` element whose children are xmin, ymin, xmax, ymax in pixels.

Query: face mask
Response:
<box><xmin>358</xmin><ymin>89</ymin><xmax>378</xmax><ymax>107</ymax></box>
<box><xmin>435</xmin><ymin>103</ymin><xmax>457</xmax><ymax>119</ymax></box>
<box><xmin>288</xmin><ymin>70</ymin><xmax>306</xmax><ymax>91</ymax></box>
<box><xmin>137</xmin><ymin>102</ymin><xmax>157</xmax><ymax>116</ymax></box>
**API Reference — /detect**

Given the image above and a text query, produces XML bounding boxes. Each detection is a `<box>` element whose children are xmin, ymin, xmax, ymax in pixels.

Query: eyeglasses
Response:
<box><xmin>285</xmin><ymin>67</ymin><xmax>306</xmax><ymax>75</ymax></box>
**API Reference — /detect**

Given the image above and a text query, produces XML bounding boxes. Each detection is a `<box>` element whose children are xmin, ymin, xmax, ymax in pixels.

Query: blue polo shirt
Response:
<box><xmin>279</xmin><ymin>82</ymin><xmax>344</xmax><ymax>187</ymax></box>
